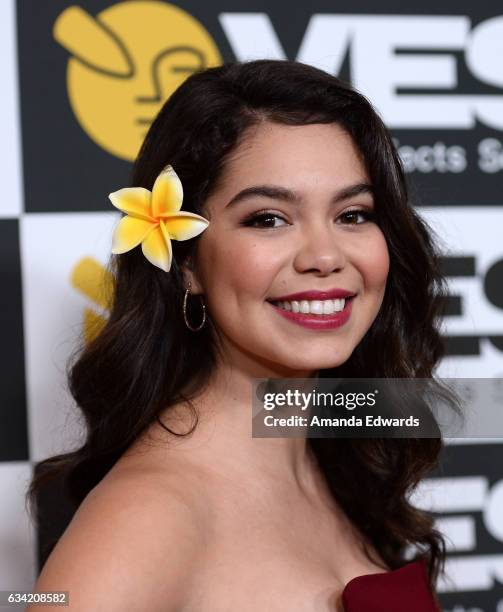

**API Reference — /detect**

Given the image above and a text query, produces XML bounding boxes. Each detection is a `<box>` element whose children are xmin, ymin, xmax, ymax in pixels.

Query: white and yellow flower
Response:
<box><xmin>109</xmin><ymin>165</ymin><xmax>209</xmax><ymax>272</ymax></box>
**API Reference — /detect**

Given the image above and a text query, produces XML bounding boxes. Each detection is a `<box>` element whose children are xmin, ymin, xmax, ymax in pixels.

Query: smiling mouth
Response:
<box><xmin>266</xmin><ymin>296</ymin><xmax>355</xmax><ymax>316</ymax></box>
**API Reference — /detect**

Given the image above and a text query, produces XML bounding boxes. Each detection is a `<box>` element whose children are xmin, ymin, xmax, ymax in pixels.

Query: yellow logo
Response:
<box><xmin>54</xmin><ymin>1</ymin><xmax>222</xmax><ymax>161</ymax></box>
<box><xmin>70</xmin><ymin>257</ymin><xmax>114</xmax><ymax>344</ymax></box>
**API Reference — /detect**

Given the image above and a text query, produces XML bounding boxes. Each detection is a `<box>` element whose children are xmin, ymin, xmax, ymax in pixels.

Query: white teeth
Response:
<box><xmin>274</xmin><ymin>298</ymin><xmax>348</xmax><ymax>314</ymax></box>
<box><xmin>309</xmin><ymin>300</ymin><xmax>324</xmax><ymax>315</ymax></box>
<box><xmin>322</xmin><ymin>300</ymin><xmax>335</xmax><ymax>315</ymax></box>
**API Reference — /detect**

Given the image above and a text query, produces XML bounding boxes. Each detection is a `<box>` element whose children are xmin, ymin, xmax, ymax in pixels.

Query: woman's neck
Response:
<box><xmin>156</xmin><ymin>354</ymin><xmax>321</xmax><ymax>496</ymax></box>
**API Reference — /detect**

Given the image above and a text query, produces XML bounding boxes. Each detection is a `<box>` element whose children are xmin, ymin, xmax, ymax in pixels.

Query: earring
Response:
<box><xmin>183</xmin><ymin>281</ymin><xmax>207</xmax><ymax>331</ymax></box>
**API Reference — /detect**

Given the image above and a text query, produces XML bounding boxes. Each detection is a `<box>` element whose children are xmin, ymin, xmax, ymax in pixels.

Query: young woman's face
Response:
<box><xmin>187</xmin><ymin>121</ymin><xmax>389</xmax><ymax>376</ymax></box>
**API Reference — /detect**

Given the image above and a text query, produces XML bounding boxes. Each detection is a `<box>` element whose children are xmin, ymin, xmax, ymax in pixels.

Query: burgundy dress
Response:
<box><xmin>341</xmin><ymin>559</ymin><xmax>440</xmax><ymax>611</ymax></box>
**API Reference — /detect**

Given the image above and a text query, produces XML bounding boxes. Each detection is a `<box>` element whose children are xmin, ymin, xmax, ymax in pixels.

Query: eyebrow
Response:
<box><xmin>224</xmin><ymin>182</ymin><xmax>374</xmax><ymax>209</ymax></box>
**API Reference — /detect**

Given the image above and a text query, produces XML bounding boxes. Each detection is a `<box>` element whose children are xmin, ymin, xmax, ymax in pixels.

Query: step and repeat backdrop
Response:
<box><xmin>1</xmin><ymin>0</ymin><xmax>502</xmax><ymax>609</ymax></box>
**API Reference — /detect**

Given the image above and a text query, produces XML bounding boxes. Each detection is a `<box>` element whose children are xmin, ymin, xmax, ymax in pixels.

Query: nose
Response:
<box><xmin>293</xmin><ymin>221</ymin><xmax>347</xmax><ymax>276</ymax></box>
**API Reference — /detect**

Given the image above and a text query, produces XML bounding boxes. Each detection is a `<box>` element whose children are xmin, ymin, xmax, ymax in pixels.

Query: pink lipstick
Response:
<box><xmin>269</xmin><ymin>288</ymin><xmax>355</xmax><ymax>301</ymax></box>
<box><xmin>267</xmin><ymin>295</ymin><xmax>355</xmax><ymax>330</ymax></box>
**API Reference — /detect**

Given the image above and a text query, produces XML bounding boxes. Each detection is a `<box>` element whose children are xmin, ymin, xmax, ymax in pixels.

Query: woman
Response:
<box><xmin>27</xmin><ymin>59</ymin><xmax>456</xmax><ymax>611</ymax></box>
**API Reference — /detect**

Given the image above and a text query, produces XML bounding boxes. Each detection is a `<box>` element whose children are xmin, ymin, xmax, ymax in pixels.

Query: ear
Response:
<box><xmin>180</xmin><ymin>256</ymin><xmax>204</xmax><ymax>294</ymax></box>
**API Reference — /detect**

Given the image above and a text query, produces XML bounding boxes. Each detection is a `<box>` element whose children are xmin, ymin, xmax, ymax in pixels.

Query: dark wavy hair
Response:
<box><xmin>27</xmin><ymin>59</ymin><xmax>458</xmax><ymax>598</ymax></box>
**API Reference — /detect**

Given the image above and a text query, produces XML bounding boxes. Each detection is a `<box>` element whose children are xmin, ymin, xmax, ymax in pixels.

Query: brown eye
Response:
<box><xmin>241</xmin><ymin>212</ymin><xmax>288</xmax><ymax>229</ymax></box>
<box><xmin>338</xmin><ymin>210</ymin><xmax>375</xmax><ymax>225</ymax></box>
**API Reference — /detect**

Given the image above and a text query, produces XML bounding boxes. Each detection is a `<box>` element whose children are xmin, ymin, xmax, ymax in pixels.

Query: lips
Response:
<box><xmin>267</xmin><ymin>295</ymin><xmax>354</xmax><ymax>330</ymax></box>
<box><xmin>267</xmin><ymin>288</ymin><xmax>356</xmax><ymax>301</ymax></box>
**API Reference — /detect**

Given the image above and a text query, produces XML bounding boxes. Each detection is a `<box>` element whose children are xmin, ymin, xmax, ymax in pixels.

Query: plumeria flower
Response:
<box><xmin>109</xmin><ymin>165</ymin><xmax>209</xmax><ymax>272</ymax></box>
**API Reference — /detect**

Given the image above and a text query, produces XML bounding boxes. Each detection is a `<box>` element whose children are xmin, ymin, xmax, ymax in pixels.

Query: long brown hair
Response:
<box><xmin>27</xmin><ymin>59</ymin><xmax>458</xmax><ymax>594</ymax></box>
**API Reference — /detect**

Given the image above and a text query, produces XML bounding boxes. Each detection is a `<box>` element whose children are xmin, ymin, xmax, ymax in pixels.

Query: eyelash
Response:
<box><xmin>240</xmin><ymin>208</ymin><xmax>376</xmax><ymax>229</ymax></box>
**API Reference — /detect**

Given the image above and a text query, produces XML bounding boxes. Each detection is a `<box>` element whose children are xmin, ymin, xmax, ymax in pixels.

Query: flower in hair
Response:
<box><xmin>109</xmin><ymin>165</ymin><xmax>209</xmax><ymax>272</ymax></box>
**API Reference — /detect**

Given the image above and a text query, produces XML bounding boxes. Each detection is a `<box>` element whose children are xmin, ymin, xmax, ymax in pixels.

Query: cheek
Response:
<box><xmin>353</xmin><ymin>231</ymin><xmax>390</xmax><ymax>291</ymax></box>
<box><xmin>200</xmin><ymin>238</ymin><xmax>283</xmax><ymax>300</ymax></box>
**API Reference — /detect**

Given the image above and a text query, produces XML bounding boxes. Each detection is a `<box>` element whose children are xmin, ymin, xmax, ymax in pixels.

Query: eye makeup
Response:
<box><xmin>240</xmin><ymin>207</ymin><xmax>376</xmax><ymax>229</ymax></box>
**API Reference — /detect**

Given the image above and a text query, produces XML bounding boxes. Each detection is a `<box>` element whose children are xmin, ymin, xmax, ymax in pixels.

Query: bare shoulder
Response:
<box><xmin>29</xmin><ymin>465</ymin><xmax>209</xmax><ymax>612</ymax></box>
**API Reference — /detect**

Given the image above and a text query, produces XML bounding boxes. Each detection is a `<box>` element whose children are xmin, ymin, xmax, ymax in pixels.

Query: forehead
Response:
<box><xmin>211</xmin><ymin>121</ymin><xmax>369</xmax><ymax>203</ymax></box>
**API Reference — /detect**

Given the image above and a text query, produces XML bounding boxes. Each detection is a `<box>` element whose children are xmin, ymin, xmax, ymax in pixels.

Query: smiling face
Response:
<box><xmin>184</xmin><ymin>121</ymin><xmax>390</xmax><ymax>377</ymax></box>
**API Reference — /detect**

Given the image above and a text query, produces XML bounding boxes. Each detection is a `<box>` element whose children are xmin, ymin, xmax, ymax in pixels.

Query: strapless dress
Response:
<box><xmin>341</xmin><ymin>558</ymin><xmax>441</xmax><ymax>611</ymax></box>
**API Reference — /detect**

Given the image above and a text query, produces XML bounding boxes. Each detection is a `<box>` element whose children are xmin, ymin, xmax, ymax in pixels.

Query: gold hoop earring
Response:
<box><xmin>183</xmin><ymin>282</ymin><xmax>206</xmax><ymax>332</ymax></box>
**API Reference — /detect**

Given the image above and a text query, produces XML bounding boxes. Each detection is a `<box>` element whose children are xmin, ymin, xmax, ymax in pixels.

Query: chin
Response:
<box><xmin>273</xmin><ymin>353</ymin><xmax>351</xmax><ymax>375</ymax></box>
